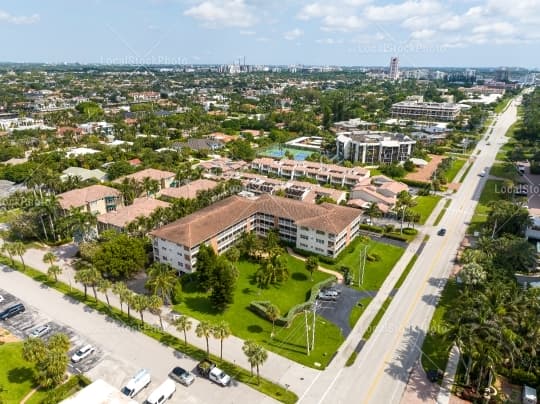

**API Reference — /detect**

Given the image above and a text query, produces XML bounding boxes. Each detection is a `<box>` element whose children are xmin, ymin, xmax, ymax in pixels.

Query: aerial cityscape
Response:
<box><xmin>0</xmin><ymin>1</ymin><xmax>539</xmax><ymax>404</ymax></box>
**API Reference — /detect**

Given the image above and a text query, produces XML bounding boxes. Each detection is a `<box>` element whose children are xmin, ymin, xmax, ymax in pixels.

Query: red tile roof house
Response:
<box><xmin>114</xmin><ymin>168</ymin><xmax>176</xmax><ymax>191</ymax></box>
<box><xmin>58</xmin><ymin>185</ymin><xmax>124</xmax><ymax>215</ymax></box>
<box><xmin>128</xmin><ymin>158</ymin><xmax>142</xmax><ymax>167</ymax></box>
<box><xmin>159</xmin><ymin>179</ymin><xmax>219</xmax><ymax>200</ymax></box>
<box><xmin>97</xmin><ymin>197</ymin><xmax>170</xmax><ymax>232</ymax></box>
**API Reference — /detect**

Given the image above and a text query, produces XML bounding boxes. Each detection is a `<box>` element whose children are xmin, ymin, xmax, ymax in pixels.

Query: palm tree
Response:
<box><xmin>11</xmin><ymin>242</ymin><xmax>27</xmax><ymax>270</ymax></box>
<box><xmin>132</xmin><ymin>294</ymin><xmax>149</xmax><ymax>325</ymax></box>
<box><xmin>145</xmin><ymin>262</ymin><xmax>178</xmax><ymax>305</ymax></box>
<box><xmin>395</xmin><ymin>191</ymin><xmax>416</xmax><ymax>233</ymax></box>
<box><xmin>265</xmin><ymin>304</ymin><xmax>281</xmax><ymax>338</ymax></box>
<box><xmin>147</xmin><ymin>295</ymin><xmax>164</xmax><ymax>329</ymax></box>
<box><xmin>142</xmin><ymin>177</ymin><xmax>160</xmax><ymax>198</ymax></box>
<box><xmin>43</xmin><ymin>251</ymin><xmax>57</xmax><ymax>267</ymax></box>
<box><xmin>112</xmin><ymin>282</ymin><xmax>129</xmax><ymax>314</ymax></box>
<box><xmin>305</xmin><ymin>256</ymin><xmax>318</xmax><ymax>281</ymax></box>
<box><xmin>174</xmin><ymin>315</ymin><xmax>192</xmax><ymax>345</ymax></box>
<box><xmin>47</xmin><ymin>264</ymin><xmax>62</xmax><ymax>282</ymax></box>
<box><xmin>97</xmin><ymin>279</ymin><xmax>112</xmax><ymax>308</ymax></box>
<box><xmin>74</xmin><ymin>267</ymin><xmax>100</xmax><ymax>300</ymax></box>
<box><xmin>256</xmin><ymin>253</ymin><xmax>289</xmax><ymax>288</ymax></box>
<box><xmin>212</xmin><ymin>321</ymin><xmax>231</xmax><ymax>360</ymax></box>
<box><xmin>196</xmin><ymin>320</ymin><xmax>213</xmax><ymax>356</ymax></box>
<box><xmin>2</xmin><ymin>242</ymin><xmax>16</xmax><ymax>266</ymax></box>
<box><xmin>242</xmin><ymin>340</ymin><xmax>268</xmax><ymax>384</ymax></box>
<box><xmin>365</xmin><ymin>202</ymin><xmax>383</xmax><ymax>223</ymax></box>
<box><xmin>125</xmin><ymin>291</ymin><xmax>135</xmax><ymax>319</ymax></box>
<box><xmin>67</xmin><ymin>208</ymin><xmax>97</xmax><ymax>243</ymax></box>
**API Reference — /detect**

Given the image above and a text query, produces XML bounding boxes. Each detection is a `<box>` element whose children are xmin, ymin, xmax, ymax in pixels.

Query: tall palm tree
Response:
<box><xmin>47</xmin><ymin>265</ymin><xmax>62</xmax><ymax>282</ymax></box>
<box><xmin>212</xmin><ymin>321</ymin><xmax>231</xmax><ymax>360</ymax></box>
<box><xmin>174</xmin><ymin>315</ymin><xmax>192</xmax><ymax>345</ymax></box>
<box><xmin>2</xmin><ymin>242</ymin><xmax>16</xmax><ymax>266</ymax></box>
<box><xmin>112</xmin><ymin>282</ymin><xmax>129</xmax><ymax>314</ymax></box>
<box><xmin>132</xmin><ymin>294</ymin><xmax>149</xmax><ymax>325</ymax></box>
<box><xmin>242</xmin><ymin>340</ymin><xmax>268</xmax><ymax>384</ymax></box>
<box><xmin>12</xmin><ymin>242</ymin><xmax>27</xmax><ymax>271</ymax></box>
<box><xmin>142</xmin><ymin>177</ymin><xmax>160</xmax><ymax>198</ymax></box>
<box><xmin>265</xmin><ymin>304</ymin><xmax>281</xmax><ymax>338</ymax></box>
<box><xmin>125</xmin><ymin>291</ymin><xmax>135</xmax><ymax>319</ymax></box>
<box><xmin>145</xmin><ymin>262</ymin><xmax>178</xmax><ymax>305</ymax></box>
<box><xmin>98</xmin><ymin>279</ymin><xmax>112</xmax><ymax>308</ymax></box>
<box><xmin>365</xmin><ymin>202</ymin><xmax>383</xmax><ymax>223</ymax></box>
<box><xmin>43</xmin><ymin>252</ymin><xmax>57</xmax><ymax>267</ymax></box>
<box><xmin>74</xmin><ymin>267</ymin><xmax>100</xmax><ymax>300</ymax></box>
<box><xmin>395</xmin><ymin>191</ymin><xmax>416</xmax><ymax>233</ymax></box>
<box><xmin>147</xmin><ymin>295</ymin><xmax>164</xmax><ymax>330</ymax></box>
<box><xmin>196</xmin><ymin>320</ymin><xmax>213</xmax><ymax>357</ymax></box>
<box><xmin>67</xmin><ymin>208</ymin><xmax>97</xmax><ymax>243</ymax></box>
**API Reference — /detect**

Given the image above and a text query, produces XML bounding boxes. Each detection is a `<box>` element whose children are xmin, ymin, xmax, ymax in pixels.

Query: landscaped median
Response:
<box><xmin>0</xmin><ymin>255</ymin><xmax>298</xmax><ymax>404</ymax></box>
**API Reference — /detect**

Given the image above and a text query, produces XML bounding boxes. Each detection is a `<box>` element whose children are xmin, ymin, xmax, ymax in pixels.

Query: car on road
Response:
<box><xmin>0</xmin><ymin>303</ymin><xmax>25</xmax><ymax>320</ymax></box>
<box><xmin>71</xmin><ymin>344</ymin><xmax>96</xmax><ymax>363</ymax></box>
<box><xmin>169</xmin><ymin>366</ymin><xmax>195</xmax><ymax>386</ymax></box>
<box><xmin>437</xmin><ymin>228</ymin><xmax>447</xmax><ymax>236</ymax></box>
<box><xmin>317</xmin><ymin>291</ymin><xmax>337</xmax><ymax>301</ymax></box>
<box><xmin>479</xmin><ymin>170</ymin><xmax>486</xmax><ymax>177</ymax></box>
<box><xmin>29</xmin><ymin>324</ymin><xmax>51</xmax><ymax>338</ymax></box>
<box><xmin>486</xmin><ymin>141</ymin><xmax>491</xmax><ymax>145</ymax></box>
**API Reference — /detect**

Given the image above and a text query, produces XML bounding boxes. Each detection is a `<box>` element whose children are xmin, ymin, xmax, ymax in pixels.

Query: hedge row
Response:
<box><xmin>400</xmin><ymin>178</ymin><xmax>430</xmax><ymax>188</ymax></box>
<box><xmin>249</xmin><ymin>277</ymin><xmax>336</xmax><ymax>327</ymax></box>
<box><xmin>40</xmin><ymin>375</ymin><xmax>91</xmax><ymax>404</ymax></box>
<box><xmin>383</xmin><ymin>233</ymin><xmax>410</xmax><ymax>242</ymax></box>
<box><xmin>359</xmin><ymin>224</ymin><xmax>384</xmax><ymax>233</ymax></box>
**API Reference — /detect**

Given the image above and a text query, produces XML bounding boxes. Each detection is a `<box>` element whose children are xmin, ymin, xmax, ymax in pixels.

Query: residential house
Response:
<box><xmin>115</xmin><ymin>168</ymin><xmax>176</xmax><ymax>191</ymax></box>
<box><xmin>159</xmin><ymin>179</ymin><xmax>219</xmax><ymax>200</ymax></box>
<box><xmin>61</xmin><ymin>167</ymin><xmax>107</xmax><ymax>182</ymax></box>
<box><xmin>58</xmin><ymin>185</ymin><xmax>123</xmax><ymax>215</ymax></box>
<box><xmin>97</xmin><ymin>198</ymin><xmax>170</xmax><ymax>232</ymax></box>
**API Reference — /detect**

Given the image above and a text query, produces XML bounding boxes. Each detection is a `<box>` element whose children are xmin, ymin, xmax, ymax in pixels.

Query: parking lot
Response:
<box><xmin>0</xmin><ymin>289</ymin><xmax>105</xmax><ymax>375</ymax></box>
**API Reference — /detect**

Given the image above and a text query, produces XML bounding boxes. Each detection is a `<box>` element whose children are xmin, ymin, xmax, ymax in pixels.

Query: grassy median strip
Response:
<box><xmin>433</xmin><ymin>199</ymin><xmax>452</xmax><ymax>226</ymax></box>
<box><xmin>0</xmin><ymin>256</ymin><xmax>298</xmax><ymax>404</ymax></box>
<box><xmin>362</xmin><ymin>297</ymin><xmax>392</xmax><ymax>341</ymax></box>
<box><xmin>394</xmin><ymin>254</ymin><xmax>418</xmax><ymax>290</ymax></box>
<box><xmin>458</xmin><ymin>162</ymin><xmax>473</xmax><ymax>183</ymax></box>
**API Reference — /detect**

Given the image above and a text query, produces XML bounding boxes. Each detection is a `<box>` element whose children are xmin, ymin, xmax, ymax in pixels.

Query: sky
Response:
<box><xmin>0</xmin><ymin>0</ymin><xmax>539</xmax><ymax>68</ymax></box>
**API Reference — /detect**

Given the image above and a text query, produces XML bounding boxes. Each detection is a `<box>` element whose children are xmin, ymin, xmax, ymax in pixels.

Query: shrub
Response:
<box><xmin>400</xmin><ymin>178</ymin><xmax>430</xmax><ymax>188</ymax></box>
<box><xmin>403</xmin><ymin>228</ymin><xmax>418</xmax><ymax>235</ymax></box>
<box><xmin>384</xmin><ymin>233</ymin><xmax>409</xmax><ymax>242</ymax></box>
<box><xmin>366</xmin><ymin>253</ymin><xmax>381</xmax><ymax>262</ymax></box>
<box><xmin>360</xmin><ymin>224</ymin><xmax>384</xmax><ymax>233</ymax></box>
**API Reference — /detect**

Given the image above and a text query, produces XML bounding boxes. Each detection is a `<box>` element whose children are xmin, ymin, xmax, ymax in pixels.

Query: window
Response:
<box><xmin>316</xmin><ymin>238</ymin><xmax>325</xmax><ymax>244</ymax></box>
<box><xmin>178</xmin><ymin>262</ymin><xmax>183</xmax><ymax>267</ymax></box>
<box><xmin>300</xmin><ymin>235</ymin><xmax>309</xmax><ymax>240</ymax></box>
<box><xmin>184</xmin><ymin>254</ymin><xmax>190</xmax><ymax>260</ymax></box>
<box><xmin>316</xmin><ymin>230</ymin><xmax>325</xmax><ymax>235</ymax></box>
<box><xmin>162</xmin><ymin>256</ymin><xmax>168</xmax><ymax>261</ymax></box>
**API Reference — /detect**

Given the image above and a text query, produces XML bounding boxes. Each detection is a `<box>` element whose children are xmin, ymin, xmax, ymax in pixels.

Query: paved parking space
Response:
<box><xmin>0</xmin><ymin>289</ymin><xmax>105</xmax><ymax>375</ymax></box>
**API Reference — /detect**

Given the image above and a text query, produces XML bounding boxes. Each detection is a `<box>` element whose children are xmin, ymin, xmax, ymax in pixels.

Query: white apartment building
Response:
<box><xmin>391</xmin><ymin>101</ymin><xmax>461</xmax><ymax>121</ymax></box>
<box><xmin>336</xmin><ymin>131</ymin><xmax>415</xmax><ymax>164</ymax></box>
<box><xmin>150</xmin><ymin>194</ymin><xmax>362</xmax><ymax>274</ymax></box>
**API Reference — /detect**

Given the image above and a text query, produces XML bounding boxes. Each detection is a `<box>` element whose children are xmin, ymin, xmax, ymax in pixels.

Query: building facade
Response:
<box><xmin>150</xmin><ymin>194</ymin><xmax>362</xmax><ymax>274</ymax></box>
<box><xmin>389</xmin><ymin>56</ymin><xmax>399</xmax><ymax>80</ymax></box>
<box><xmin>391</xmin><ymin>101</ymin><xmax>461</xmax><ymax>121</ymax></box>
<box><xmin>336</xmin><ymin>131</ymin><xmax>415</xmax><ymax>164</ymax></box>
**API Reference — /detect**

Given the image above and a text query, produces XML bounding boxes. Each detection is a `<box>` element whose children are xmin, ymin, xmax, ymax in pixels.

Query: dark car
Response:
<box><xmin>437</xmin><ymin>228</ymin><xmax>447</xmax><ymax>236</ymax></box>
<box><xmin>169</xmin><ymin>366</ymin><xmax>195</xmax><ymax>386</ymax></box>
<box><xmin>0</xmin><ymin>303</ymin><xmax>25</xmax><ymax>320</ymax></box>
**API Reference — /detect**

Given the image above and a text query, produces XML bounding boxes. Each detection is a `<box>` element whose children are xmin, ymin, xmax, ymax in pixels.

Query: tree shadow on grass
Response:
<box><xmin>266</xmin><ymin>338</ymin><xmax>306</xmax><ymax>355</ymax></box>
<box><xmin>291</xmin><ymin>272</ymin><xmax>308</xmax><ymax>281</ymax></box>
<box><xmin>247</xmin><ymin>324</ymin><xmax>263</xmax><ymax>333</ymax></box>
<box><xmin>182</xmin><ymin>296</ymin><xmax>219</xmax><ymax>315</ymax></box>
<box><xmin>8</xmin><ymin>367</ymin><xmax>34</xmax><ymax>384</ymax></box>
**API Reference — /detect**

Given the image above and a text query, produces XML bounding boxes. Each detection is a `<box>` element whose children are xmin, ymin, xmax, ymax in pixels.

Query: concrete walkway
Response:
<box><xmin>6</xmin><ymin>243</ymin><xmax>320</xmax><ymax>398</ymax></box>
<box><xmin>286</xmin><ymin>247</ymin><xmax>344</xmax><ymax>283</ymax></box>
<box><xmin>437</xmin><ymin>344</ymin><xmax>460</xmax><ymax>404</ymax></box>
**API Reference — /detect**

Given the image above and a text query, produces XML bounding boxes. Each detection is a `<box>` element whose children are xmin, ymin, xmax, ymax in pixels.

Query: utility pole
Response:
<box><xmin>311</xmin><ymin>301</ymin><xmax>317</xmax><ymax>350</ymax></box>
<box><xmin>304</xmin><ymin>309</ymin><xmax>310</xmax><ymax>356</ymax></box>
<box><xmin>359</xmin><ymin>244</ymin><xmax>368</xmax><ymax>285</ymax></box>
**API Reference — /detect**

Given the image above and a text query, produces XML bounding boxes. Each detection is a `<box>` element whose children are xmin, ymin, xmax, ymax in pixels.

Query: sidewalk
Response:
<box><xmin>7</xmin><ymin>243</ymin><xmax>320</xmax><ymax>397</ymax></box>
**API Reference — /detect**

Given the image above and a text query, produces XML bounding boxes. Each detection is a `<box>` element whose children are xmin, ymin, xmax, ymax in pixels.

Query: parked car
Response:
<box><xmin>317</xmin><ymin>291</ymin><xmax>337</xmax><ymax>301</ymax></box>
<box><xmin>321</xmin><ymin>288</ymin><xmax>340</xmax><ymax>297</ymax></box>
<box><xmin>29</xmin><ymin>324</ymin><xmax>51</xmax><ymax>338</ymax></box>
<box><xmin>169</xmin><ymin>366</ymin><xmax>195</xmax><ymax>386</ymax></box>
<box><xmin>437</xmin><ymin>228</ymin><xmax>447</xmax><ymax>236</ymax></box>
<box><xmin>196</xmin><ymin>359</ymin><xmax>231</xmax><ymax>387</ymax></box>
<box><xmin>71</xmin><ymin>344</ymin><xmax>96</xmax><ymax>363</ymax></box>
<box><xmin>145</xmin><ymin>378</ymin><xmax>176</xmax><ymax>404</ymax></box>
<box><xmin>0</xmin><ymin>303</ymin><xmax>25</xmax><ymax>320</ymax></box>
<box><xmin>122</xmin><ymin>368</ymin><xmax>151</xmax><ymax>398</ymax></box>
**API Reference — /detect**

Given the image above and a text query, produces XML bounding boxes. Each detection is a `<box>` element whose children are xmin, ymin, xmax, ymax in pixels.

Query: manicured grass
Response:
<box><xmin>489</xmin><ymin>162</ymin><xmax>518</xmax><ymax>181</ymax></box>
<box><xmin>0</xmin><ymin>255</ymin><xmax>297</xmax><ymax>403</ymax></box>
<box><xmin>321</xmin><ymin>239</ymin><xmax>404</xmax><ymax>292</ymax></box>
<box><xmin>345</xmin><ymin>351</ymin><xmax>358</xmax><ymax>367</ymax></box>
<box><xmin>458</xmin><ymin>162</ymin><xmax>473</xmax><ymax>183</ymax></box>
<box><xmin>0</xmin><ymin>342</ymin><xmax>37</xmax><ymax>403</ymax></box>
<box><xmin>468</xmin><ymin>179</ymin><xmax>504</xmax><ymax>234</ymax></box>
<box><xmin>174</xmin><ymin>255</ymin><xmax>343</xmax><ymax>369</ymax></box>
<box><xmin>349</xmin><ymin>297</ymin><xmax>373</xmax><ymax>329</ymax></box>
<box><xmin>421</xmin><ymin>280</ymin><xmax>460</xmax><ymax>373</ymax></box>
<box><xmin>444</xmin><ymin>158</ymin><xmax>466</xmax><ymax>183</ymax></box>
<box><xmin>494</xmin><ymin>98</ymin><xmax>511</xmax><ymax>113</ymax></box>
<box><xmin>394</xmin><ymin>254</ymin><xmax>418</xmax><ymax>290</ymax></box>
<box><xmin>362</xmin><ymin>297</ymin><xmax>392</xmax><ymax>340</ymax></box>
<box><xmin>411</xmin><ymin>195</ymin><xmax>442</xmax><ymax>225</ymax></box>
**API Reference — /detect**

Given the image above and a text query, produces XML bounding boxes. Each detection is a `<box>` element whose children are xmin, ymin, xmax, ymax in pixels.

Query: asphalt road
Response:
<box><xmin>297</xmin><ymin>96</ymin><xmax>521</xmax><ymax>404</ymax></box>
<box><xmin>0</xmin><ymin>265</ymin><xmax>278</xmax><ymax>404</ymax></box>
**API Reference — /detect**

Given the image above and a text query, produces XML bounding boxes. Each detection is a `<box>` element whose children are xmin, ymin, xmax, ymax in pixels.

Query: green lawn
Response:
<box><xmin>444</xmin><ymin>158</ymin><xmax>466</xmax><ymax>183</ymax></box>
<box><xmin>421</xmin><ymin>280</ymin><xmax>460</xmax><ymax>373</ymax></box>
<box><xmin>174</xmin><ymin>255</ymin><xmax>344</xmax><ymax>368</ymax></box>
<box><xmin>411</xmin><ymin>195</ymin><xmax>442</xmax><ymax>225</ymax></box>
<box><xmin>469</xmin><ymin>179</ymin><xmax>504</xmax><ymax>234</ymax></box>
<box><xmin>321</xmin><ymin>239</ymin><xmax>404</xmax><ymax>291</ymax></box>
<box><xmin>0</xmin><ymin>342</ymin><xmax>36</xmax><ymax>403</ymax></box>
<box><xmin>489</xmin><ymin>162</ymin><xmax>518</xmax><ymax>181</ymax></box>
<box><xmin>349</xmin><ymin>297</ymin><xmax>373</xmax><ymax>329</ymax></box>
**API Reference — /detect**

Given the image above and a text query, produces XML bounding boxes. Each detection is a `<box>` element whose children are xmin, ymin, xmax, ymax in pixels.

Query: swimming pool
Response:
<box><xmin>260</xmin><ymin>146</ymin><xmax>313</xmax><ymax>161</ymax></box>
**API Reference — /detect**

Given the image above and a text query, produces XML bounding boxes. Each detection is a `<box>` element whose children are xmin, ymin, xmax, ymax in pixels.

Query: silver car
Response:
<box><xmin>29</xmin><ymin>324</ymin><xmax>51</xmax><ymax>338</ymax></box>
<box><xmin>71</xmin><ymin>344</ymin><xmax>96</xmax><ymax>363</ymax></box>
<box><xmin>169</xmin><ymin>366</ymin><xmax>195</xmax><ymax>386</ymax></box>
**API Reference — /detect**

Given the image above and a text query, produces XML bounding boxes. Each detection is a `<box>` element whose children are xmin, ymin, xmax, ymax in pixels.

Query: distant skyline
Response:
<box><xmin>1</xmin><ymin>0</ymin><xmax>539</xmax><ymax>68</ymax></box>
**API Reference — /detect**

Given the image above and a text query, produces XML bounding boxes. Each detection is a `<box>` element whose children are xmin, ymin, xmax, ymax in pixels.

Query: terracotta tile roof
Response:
<box><xmin>159</xmin><ymin>179</ymin><xmax>219</xmax><ymax>200</ymax></box>
<box><xmin>97</xmin><ymin>198</ymin><xmax>170</xmax><ymax>228</ymax></box>
<box><xmin>150</xmin><ymin>194</ymin><xmax>362</xmax><ymax>247</ymax></box>
<box><xmin>58</xmin><ymin>185</ymin><xmax>121</xmax><ymax>210</ymax></box>
<box><xmin>115</xmin><ymin>168</ymin><xmax>175</xmax><ymax>183</ymax></box>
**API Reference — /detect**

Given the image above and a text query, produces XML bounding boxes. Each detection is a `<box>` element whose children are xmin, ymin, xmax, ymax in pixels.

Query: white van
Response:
<box><xmin>122</xmin><ymin>368</ymin><xmax>151</xmax><ymax>398</ymax></box>
<box><xmin>145</xmin><ymin>379</ymin><xmax>176</xmax><ymax>404</ymax></box>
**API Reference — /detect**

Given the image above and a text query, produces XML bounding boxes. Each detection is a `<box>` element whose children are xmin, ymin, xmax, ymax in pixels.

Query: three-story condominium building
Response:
<box><xmin>391</xmin><ymin>100</ymin><xmax>461</xmax><ymax>121</ymax></box>
<box><xmin>336</xmin><ymin>131</ymin><xmax>415</xmax><ymax>164</ymax></box>
<box><xmin>150</xmin><ymin>194</ymin><xmax>362</xmax><ymax>274</ymax></box>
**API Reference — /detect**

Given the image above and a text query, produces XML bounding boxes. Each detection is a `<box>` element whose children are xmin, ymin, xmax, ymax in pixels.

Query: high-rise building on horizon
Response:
<box><xmin>389</xmin><ymin>56</ymin><xmax>399</xmax><ymax>80</ymax></box>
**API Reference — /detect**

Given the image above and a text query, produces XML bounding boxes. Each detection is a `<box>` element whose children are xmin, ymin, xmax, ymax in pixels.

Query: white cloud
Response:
<box><xmin>364</xmin><ymin>0</ymin><xmax>443</xmax><ymax>22</ymax></box>
<box><xmin>315</xmin><ymin>38</ymin><xmax>344</xmax><ymax>45</ymax></box>
<box><xmin>184</xmin><ymin>0</ymin><xmax>256</xmax><ymax>27</ymax></box>
<box><xmin>0</xmin><ymin>10</ymin><xmax>40</xmax><ymax>24</ymax></box>
<box><xmin>410</xmin><ymin>29</ymin><xmax>436</xmax><ymax>40</ymax></box>
<box><xmin>322</xmin><ymin>15</ymin><xmax>364</xmax><ymax>31</ymax></box>
<box><xmin>284</xmin><ymin>28</ymin><xmax>304</xmax><ymax>40</ymax></box>
<box><xmin>297</xmin><ymin>1</ymin><xmax>367</xmax><ymax>31</ymax></box>
<box><xmin>473</xmin><ymin>22</ymin><xmax>516</xmax><ymax>36</ymax></box>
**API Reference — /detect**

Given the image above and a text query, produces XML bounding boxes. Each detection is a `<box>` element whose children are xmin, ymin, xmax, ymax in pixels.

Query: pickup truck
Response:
<box><xmin>196</xmin><ymin>359</ymin><xmax>231</xmax><ymax>387</ymax></box>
